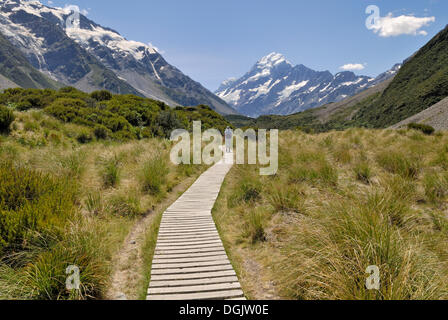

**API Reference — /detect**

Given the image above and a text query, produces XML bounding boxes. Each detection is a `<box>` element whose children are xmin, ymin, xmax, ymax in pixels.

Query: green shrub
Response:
<box><xmin>408</xmin><ymin>123</ymin><xmax>435</xmax><ymax>135</ymax></box>
<box><xmin>155</xmin><ymin>110</ymin><xmax>183</xmax><ymax>138</ymax></box>
<box><xmin>93</xmin><ymin>125</ymin><xmax>110</xmax><ymax>140</ymax></box>
<box><xmin>76</xmin><ymin>130</ymin><xmax>93</xmax><ymax>144</ymax></box>
<box><xmin>90</xmin><ymin>90</ymin><xmax>112</xmax><ymax>102</ymax></box>
<box><xmin>240</xmin><ymin>180</ymin><xmax>262</xmax><ymax>203</ymax></box>
<box><xmin>0</xmin><ymin>105</ymin><xmax>15</xmax><ymax>133</ymax></box>
<box><xmin>0</xmin><ymin>88</ymin><xmax>232</xmax><ymax>141</ymax></box>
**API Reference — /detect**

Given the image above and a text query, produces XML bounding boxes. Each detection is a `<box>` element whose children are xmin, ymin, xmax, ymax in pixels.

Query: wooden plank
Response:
<box><xmin>155</xmin><ymin>247</ymin><xmax>226</xmax><ymax>255</ymax></box>
<box><xmin>152</xmin><ymin>255</ymin><xmax>229</xmax><ymax>264</ymax></box>
<box><xmin>147</xmin><ymin>289</ymin><xmax>244</xmax><ymax>301</ymax></box>
<box><xmin>149</xmin><ymin>282</ymin><xmax>242</xmax><ymax>295</ymax></box>
<box><xmin>157</xmin><ymin>231</ymin><xmax>219</xmax><ymax>237</ymax></box>
<box><xmin>152</xmin><ymin>259</ymin><xmax>231</xmax><ymax>269</ymax></box>
<box><xmin>156</xmin><ymin>237</ymin><xmax>221</xmax><ymax>244</ymax></box>
<box><xmin>149</xmin><ymin>270</ymin><xmax>237</xmax><ymax>282</ymax></box>
<box><xmin>149</xmin><ymin>276</ymin><xmax>239</xmax><ymax>288</ymax></box>
<box><xmin>150</xmin><ymin>264</ymin><xmax>234</xmax><ymax>276</ymax></box>
<box><xmin>158</xmin><ymin>232</ymin><xmax>218</xmax><ymax>237</ymax></box>
<box><xmin>155</xmin><ymin>245</ymin><xmax>225</xmax><ymax>253</ymax></box>
<box><xmin>156</xmin><ymin>240</ymin><xmax>222</xmax><ymax>247</ymax></box>
<box><xmin>158</xmin><ymin>228</ymin><xmax>217</xmax><ymax>233</ymax></box>
<box><xmin>157</xmin><ymin>233</ymin><xmax>220</xmax><ymax>239</ymax></box>
<box><xmin>159</xmin><ymin>225</ymin><xmax>217</xmax><ymax>231</ymax></box>
<box><xmin>153</xmin><ymin>251</ymin><xmax>228</xmax><ymax>260</ymax></box>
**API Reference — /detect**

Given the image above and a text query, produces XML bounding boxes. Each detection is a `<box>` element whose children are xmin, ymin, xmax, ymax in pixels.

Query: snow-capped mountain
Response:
<box><xmin>216</xmin><ymin>53</ymin><xmax>400</xmax><ymax>117</ymax></box>
<box><xmin>0</xmin><ymin>0</ymin><xmax>140</xmax><ymax>95</ymax></box>
<box><xmin>0</xmin><ymin>0</ymin><xmax>236</xmax><ymax>114</ymax></box>
<box><xmin>63</xmin><ymin>11</ymin><xmax>235</xmax><ymax>114</ymax></box>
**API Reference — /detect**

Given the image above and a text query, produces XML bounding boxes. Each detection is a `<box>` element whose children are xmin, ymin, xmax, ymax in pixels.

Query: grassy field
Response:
<box><xmin>3</xmin><ymin>101</ymin><xmax>448</xmax><ymax>300</ymax></box>
<box><xmin>213</xmin><ymin>128</ymin><xmax>448</xmax><ymax>300</ymax></box>
<box><xmin>0</xmin><ymin>108</ymin><xmax>206</xmax><ymax>300</ymax></box>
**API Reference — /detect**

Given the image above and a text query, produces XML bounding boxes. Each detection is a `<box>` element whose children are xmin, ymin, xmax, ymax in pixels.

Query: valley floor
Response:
<box><xmin>1</xmin><ymin>107</ymin><xmax>448</xmax><ymax>300</ymax></box>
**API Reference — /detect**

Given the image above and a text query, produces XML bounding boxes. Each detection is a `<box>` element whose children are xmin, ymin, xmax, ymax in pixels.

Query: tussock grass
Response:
<box><xmin>84</xmin><ymin>192</ymin><xmax>104</xmax><ymax>216</ymax></box>
<box><xmin>289</xmin><ymin>159</ymin><xmax>338</xmax><ymax>186</ymax></box>
<box><xmin>354</xmin><ymin>161</ymin><xmax>373</xmax><ymax>184</ymax></box>
<box><xmin>228</xmin><ymin>169</ymin><xmax>262</xmax><ymax>208</ymax></box>
<box><xmin>0</xmin><ymin>162</ymin><xmax>77</xmax><ymax>252</ymax></box>
<box><xmin>140</xmin><ymin>153</ymin><xmax>169</xmax><ymax>195</ymax></box>
<box><xmin>213</xmin><ymin>128</ymin><xmax>448</xmax><ymax>300</ymax></box>
<box><xmin>0</xmin><ymin>110</ymin><xmax>206</xmax><ymax>300</ymax></box>
<box><xmin>241</xmin><ymin>208</ymin><xmax>269</xmax><ymax>245</ymax></box>
<box><xmin>376</xmin><ymin>150</ymin><xmax>421</xmax><ymax>179</ymax></box>
<box><xmin>23</xmin><ymin>222</ymin><xmax>109</xmax><ymax>300</ymax></box>
<box><xmin>267</xmin><ymin>184</ymin><xmax>305</xmax><ymax>214</ymax></box>
<box><xmin>108</xmin><ymin>190</ymin><xmax>142</xmax><ymax>217</ymax></box>
<box><xmin>100</xmin><ymin>154</ymin><xmax>121</xmax><ymax>188</ymax></box>
<box><xmin>424</xmin><ymin>172</ymin><xmax>448</xmax><ymax>203</ymax></box>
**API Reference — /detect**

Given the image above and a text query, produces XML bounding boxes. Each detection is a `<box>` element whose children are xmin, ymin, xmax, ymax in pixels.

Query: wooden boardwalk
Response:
<box><xmin>147</xmin><ymin>151</ymin><xmax>245</xmax><ymax>300</ymax></box>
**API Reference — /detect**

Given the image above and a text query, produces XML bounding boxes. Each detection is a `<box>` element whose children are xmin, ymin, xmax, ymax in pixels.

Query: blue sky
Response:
<box><xmin>47</xmin><ymin>0</ymin><xmax>447</xmax><ymax>91</ymax></box>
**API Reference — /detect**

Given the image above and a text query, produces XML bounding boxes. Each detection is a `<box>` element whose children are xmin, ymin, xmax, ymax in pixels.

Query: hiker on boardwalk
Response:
<box><xmin>225</xmin><ymin>127</ymin><xmax>233</xmax><ymax>153</ymax></box>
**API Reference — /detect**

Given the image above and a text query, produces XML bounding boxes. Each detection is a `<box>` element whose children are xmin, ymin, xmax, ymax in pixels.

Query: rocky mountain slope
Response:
<box><xmin>216</xmin><ymin>52</ymin><xmax>400</xmax><ymax>117</ymax></box>
<box><xmin>64</xmin><ymin>11</ymin><xmax>235</xmax><ymax>114</ymax></box>
<box><xmin>390</xmin><ymin>97</ymin><xmax>448</xmax><ymax>131</ymax></box>
<box><xmin>0</xmin><ymin>0</ymin><xmax>236</xmax><ymax>114</ymax></box>
<box><xmin>0</xmin><ymin>30</ymin><xmax>60</xmax><ymax>90</ymax></box>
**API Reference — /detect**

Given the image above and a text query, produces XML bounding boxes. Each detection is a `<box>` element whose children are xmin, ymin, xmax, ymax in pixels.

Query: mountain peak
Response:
<box><xmin>256</xmin><ymin>52</ymin><xmax>291</xmax><ymax>68</ymax></box>
<box><xmin>216</xmin><ymin>54</ymin><xmax>377</xmax><ymax>117</ymax></box>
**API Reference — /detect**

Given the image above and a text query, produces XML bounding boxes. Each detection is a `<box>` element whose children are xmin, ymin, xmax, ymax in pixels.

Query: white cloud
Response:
<box><xmin>371</xmin><ymin>13</ymin><xmax>435</xmax><ymax>37</ymax></box>
<box><xmin>340</xmin><ymin>63</ymin><xmax>366</xmax><ymax>71</ymax></box>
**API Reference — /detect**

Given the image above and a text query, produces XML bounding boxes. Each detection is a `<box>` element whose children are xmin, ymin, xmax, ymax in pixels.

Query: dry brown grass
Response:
<box><xmin>213</xmin><ymin>128</ymin><xmax>448</xmax><ymax>300</ymax></box>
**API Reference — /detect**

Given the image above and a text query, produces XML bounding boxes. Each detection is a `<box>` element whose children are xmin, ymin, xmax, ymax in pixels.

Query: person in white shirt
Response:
<box><xmin>224</xmin><ymin>127</ymin><xmax>233</xmax><ymax>153</ymax></box>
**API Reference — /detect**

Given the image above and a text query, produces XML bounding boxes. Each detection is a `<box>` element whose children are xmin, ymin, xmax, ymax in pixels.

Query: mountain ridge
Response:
<box><xmin>0</xmin><ymin>0</ymin><xmax>237</xmax><ymax>114</ymax></box>
<box><xmin>225</xmin><ymin>25</ymin><xmax>448</xmax><ymax>132</ymax></box>
<box><xmin>216</xmin><ymin>52</ymin><xmax>399</xmax><ymax>117</ymax></box>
